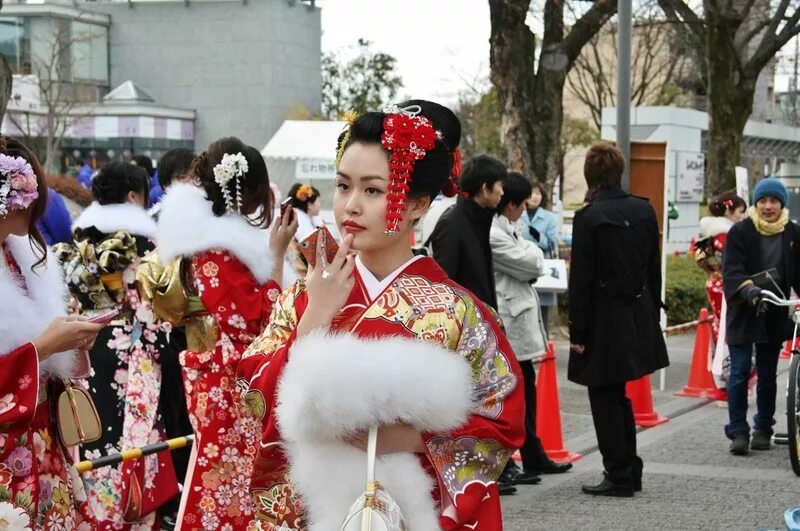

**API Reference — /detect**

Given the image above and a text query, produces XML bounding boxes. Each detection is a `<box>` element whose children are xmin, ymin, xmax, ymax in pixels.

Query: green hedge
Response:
<box><xmin>665</xmin><ymin>255</ymin><xmax>708</xmax><ymax>325</ymax></box>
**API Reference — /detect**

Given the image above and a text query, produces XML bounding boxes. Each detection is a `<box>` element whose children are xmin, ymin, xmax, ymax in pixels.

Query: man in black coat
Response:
<box><xmin>568</xmin><ymin>141</ymin><xmax>669</xmax><ymax>497</ymax></box>
<box><xmin>430</xmin><ymin>154</ymin><xmax>506</xmax><ymax>310</ymax></box>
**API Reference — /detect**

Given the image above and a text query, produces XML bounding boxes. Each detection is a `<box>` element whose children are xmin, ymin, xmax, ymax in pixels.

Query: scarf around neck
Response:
<box><xmin>748</xmin><ymin>205</ymin><xmax>789</xmax><ymax>236</ymax></box>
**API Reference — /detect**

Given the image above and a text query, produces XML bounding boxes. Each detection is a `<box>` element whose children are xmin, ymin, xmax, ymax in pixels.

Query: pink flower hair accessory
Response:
<box><xmin>0</xmin><ymin>153</ymin><xmax>38</xmax><ymax>217</ymax></box>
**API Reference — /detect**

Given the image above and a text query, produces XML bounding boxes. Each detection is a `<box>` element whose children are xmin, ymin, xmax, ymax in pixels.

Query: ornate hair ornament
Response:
<box><xmin>0</xmin><ymin>153</ymin><xmax>38</xmax><ymax>217</ymax></box>
<box><xmin>295</xmin><ymin>184</ymin><xmax>314</xmax><ymax>202</ymax></box>
<box><xmin>723</xmin><ymin>198</ymin><xmax>734</xmax><ymax>209</ymax></box>
<box><xmin>335</xmin><ymin>110</ymin><xmax>358</xmax><ymax>169</ymax></box>
<box><xmin>213</xmin><ymin>152</ymin><xmax>248</xmax><ymax>214</ymax></box>
<box><xmin>381</xmin><ymin>104</ymin><xmax>439</xmax><ymax>235</ymax></box>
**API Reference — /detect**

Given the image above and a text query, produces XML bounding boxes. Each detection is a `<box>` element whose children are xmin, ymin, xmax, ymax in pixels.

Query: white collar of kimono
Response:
<box><xmin>355</xmin><ymin>254</ymin><xmax>423</xmax><ymax>301</ymax></box>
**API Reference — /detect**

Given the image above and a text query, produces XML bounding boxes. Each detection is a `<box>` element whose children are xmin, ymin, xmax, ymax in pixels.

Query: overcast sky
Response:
<box><xmin>319</xmin><ymin>0</ymin><xmax>494</xmax><ymax>105</ymax></box>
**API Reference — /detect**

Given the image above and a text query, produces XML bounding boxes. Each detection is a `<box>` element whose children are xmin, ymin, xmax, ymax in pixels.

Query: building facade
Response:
<box><xmin>1</xmin><ymin>0</ymin><xmax>321</xmax><ymax>162</ymax></box>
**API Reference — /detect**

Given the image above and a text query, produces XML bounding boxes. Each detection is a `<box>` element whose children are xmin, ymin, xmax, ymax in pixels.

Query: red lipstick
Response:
<box><xmin>343</xmin><ymin>220</ymin><xmax>366</xmax><ymax>233</ymax></box>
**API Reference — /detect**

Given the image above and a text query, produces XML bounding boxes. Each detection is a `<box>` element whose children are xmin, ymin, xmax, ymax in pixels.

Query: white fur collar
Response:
<box><xmin>157</xmin><ymin>183</ymin><xmax>275</xmax><ymax>284</ymax></box>
<box><xmin>0</xmin><ymin>236</ymin><xmax>79</xmax><ymax>378</ymax></box>
<box><xmin>275</xmin><ymin>332</ymin><xmax>473</xmax><ymax>530</ymax></box>
<box><xmin>699</xmin><ymin>216</ymin><xmax>734</xmax><ymax>238</ymax></box>
<box><xmin>74</xmin><ymin>201</ymin><xmax>157</xmax><ymax>239</ymax></box>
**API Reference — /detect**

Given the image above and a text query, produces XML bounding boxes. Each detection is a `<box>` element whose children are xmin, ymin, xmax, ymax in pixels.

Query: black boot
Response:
<box><xmin>729</xmin><ymin>435</ymin><xmax>750</xmax><ymax>456</ymax></box>
<box><xmin>529</xmin><ymin>459</ymin><xmax>573</xmax><ymax>475</ymax></box>
<box><xmin>581</xmin><ymin>477</ymin><xmax>634</xmax><ymax>498</ymax></box>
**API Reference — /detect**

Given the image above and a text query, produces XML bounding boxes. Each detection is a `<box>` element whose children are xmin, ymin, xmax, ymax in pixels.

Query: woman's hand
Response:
<box><xmin>32</xmin><ymin>316</ymin><xmax>105</xmax><ymax>361</ymax></box>
<box><xmin>269</xmin><ymin>207</ymin><xmax>299</xmax><ymax>258</ymax></box>
<box><xmin>347</xmin><ymin>424</ymin><xmax>425</xmax><ymax>456</ymax></box>
<box><xmin>296</xmin><ymin>233</ymin><xmax>355</xmax><ymax>337</ymax></box>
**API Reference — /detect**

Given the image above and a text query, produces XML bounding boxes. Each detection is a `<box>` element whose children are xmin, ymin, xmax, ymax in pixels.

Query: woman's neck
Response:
<box><xmin>357</xmin><ymin>239</ymin><xmax>415</xmax><ymax>282</ymax></box>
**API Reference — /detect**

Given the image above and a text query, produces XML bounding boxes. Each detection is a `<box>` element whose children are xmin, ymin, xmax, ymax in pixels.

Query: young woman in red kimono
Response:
<box><xmin>696</xmin><ymin>191</ymin><xmax>746</xmax><ymax>395</ymax></box>
<box><xmin>0</xmin><ymin>136</ymin><xmax>105</xmax><ymax>529</ymax></box>
<box><xmin>154</xmin><ymin>137</ymin><xmax>296</xmax><ymax>530</ymax></box>
<box><xmin>241</xmin><ymin>101</ymin><xmax>525</xmax><ymax>530</ymax></box>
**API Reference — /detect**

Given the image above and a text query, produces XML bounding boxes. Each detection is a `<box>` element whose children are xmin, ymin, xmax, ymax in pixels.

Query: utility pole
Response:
<box><xmin>618</xmin><ymin>0</ymin><xmax>632</xmax><ymax>190</ymax></box>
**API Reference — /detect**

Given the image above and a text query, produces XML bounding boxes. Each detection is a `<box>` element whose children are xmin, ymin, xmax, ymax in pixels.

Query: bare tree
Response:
<box><xmin>489</xmin><ymin>0</ymin><xmax>618</xmax><ymax>188</ymax></box>
<box><xmin>0</xmin><ymin>2</ymin><xmax>12</xmax><ymax>126</ymax></box>
<box><xmin>567</xmin><ymin>3</ymin><xmax>695</xmax><ymax>130</ymax></box>
<box><xmin>659</xmin><ymin>0</ymin><xmax>800</xmax><ymax>193</ymax></box>
<box><xmin>6</xmin><ymin>20</ymin><xmax>97</xmax><ymax>173</ymax></box>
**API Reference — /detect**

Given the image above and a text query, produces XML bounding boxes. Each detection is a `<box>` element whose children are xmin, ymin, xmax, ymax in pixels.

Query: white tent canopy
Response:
<box><xmin>261</xmin><ymin>120</ymin><xmax>344</xmax><ymax>161</ymax></box>
<box><xmin>261</xmin><ymin>120</ymin><xmax>345</xmax><ymax>212</ymax></box>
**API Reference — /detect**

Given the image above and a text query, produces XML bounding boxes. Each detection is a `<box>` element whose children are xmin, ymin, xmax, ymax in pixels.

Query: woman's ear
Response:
<box><xmin>406</xmin><ymin>196</ymin><xmax>432</xmax><ymax>222</ymax></box>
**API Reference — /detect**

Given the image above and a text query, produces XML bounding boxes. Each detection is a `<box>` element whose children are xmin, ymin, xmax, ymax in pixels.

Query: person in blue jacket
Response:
<box><xmin>521</xmin><ymin>181</ymin><xmax>560</xmax><ymax>332</ymax></box>
<box><xmin>76</xmin><ymin>160</ymin><xmax>94</xmax><ymax>189</ymax></box>
<box><xmin>36</xmin><ymin>188</ymin><xmax>73</xmax><ymax>245</ymax></box>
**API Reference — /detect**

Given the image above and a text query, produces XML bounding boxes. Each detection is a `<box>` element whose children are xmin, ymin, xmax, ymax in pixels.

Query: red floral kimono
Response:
<box><xmin>240</xmin><ymin>256</ymin><xmax>525</xmax><ymax>531</ymax></box>
<box><xmin>156</xmin><ymin>183</ymin><xmax>281</xmax><ymax>530</ymax></box>
<box><xmin>697</xmin><ymin>216</ymin><xmax>734</xmax><ymax>390</ymax></box>
<box><xmin>0</xmin><ymin>236</ymin><xmax>94</xmax><ymax>530</ymax></box>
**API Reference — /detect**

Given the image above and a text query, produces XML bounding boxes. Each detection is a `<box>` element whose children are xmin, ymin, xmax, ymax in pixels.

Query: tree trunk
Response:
<box><xmin>488</xmin><ymin>0</ymin><xmax>537</xmax><ymax>175</ymax></box>
<box><xmin>705</xmin><ymin>7</ymin><xmax>754</xmax><ymax>195</ymax></box>
<box><xmin>45</xmin><ymin>110</ymin><xmax>56</xmax><ymax>174</ymax></box>
<box><xmin>531</xmin><ymin>54</ymin><xmax>568</xmax><ymax>186</ymax></box>
<box><xmin>0</xmin><ymin>54</ymin><xmax>12</xmax><ymax>130</ymax></box>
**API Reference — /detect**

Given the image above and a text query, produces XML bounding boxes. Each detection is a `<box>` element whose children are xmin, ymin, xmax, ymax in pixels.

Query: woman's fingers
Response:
<box><xmin>328</xmin><ymin>233</ymin><xmax>353</xmax><ymax>272</ymax></box>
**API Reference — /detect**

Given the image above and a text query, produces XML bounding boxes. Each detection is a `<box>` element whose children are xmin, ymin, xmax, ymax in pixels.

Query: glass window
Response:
<box><xmin>0</xmin><ymin>17</ymin><xmax>23</xmax><ymax>73</ymax></box>
<box><xmin>70</xmin><ymin>21</ymin><xmax>108</xmax><ymax>84</ymax></box>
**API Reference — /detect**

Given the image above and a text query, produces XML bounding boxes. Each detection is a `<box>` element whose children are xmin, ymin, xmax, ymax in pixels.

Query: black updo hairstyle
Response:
<box><xmin>708</xmin><ymin>190</ymin><xmax>746</xmax><ymax>217</ymax></box>
<box><xmin>335</xmin><ymin>99</ymin><xmax>462</xmax><ymax>202</ymax></box>
<box><xmin>190</xmin><ymin>137</ymin><xmax>273</xmax><ymax>228</ymax></box>
<box><xmin>92</xmin><ymin>161</ymin><xmax>150</xmax><ymax>207</ymax></box>
<box><xmin>287</xmin><ymin>183</ymin><xmax>321</xmax><ymax>212</ymax></box>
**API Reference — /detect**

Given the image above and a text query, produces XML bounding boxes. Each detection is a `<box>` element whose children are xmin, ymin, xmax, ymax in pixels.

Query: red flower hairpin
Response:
<box><xmin>381</xmin><ymin>104</ymin><xmax>439</xmax><ymax>235</ymax></box>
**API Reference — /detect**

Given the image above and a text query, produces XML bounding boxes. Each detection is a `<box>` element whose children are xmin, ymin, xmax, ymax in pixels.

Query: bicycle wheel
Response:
<box><xmin>787</xmin><ymin>354</ymin><xmax>800</xmax><ymax>476</ymax></box>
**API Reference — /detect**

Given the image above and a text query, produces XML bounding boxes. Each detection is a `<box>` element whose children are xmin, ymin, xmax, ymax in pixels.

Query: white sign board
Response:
<box><xmin>735</xmin><ymin>166</ymin><xmax>749</xmax><ymax>203</ymax></box>
<box><xmin>295</xmin><ymin>158</ymin><xmax>336</xmax><ymax>180</ymax></box>
<box><xmin>8</xmin><ymin>75</ymin><xmax>41</xmax><ymax>112</ymax></box>
<box><xmin>676</xmin><ymin>152</ymin><xmax>705</xmax><ymax>202</ymax></box>
<box><xmin>533</xmin><ymin>259</ymin><xmax>568</xmax><ymax>294</ymax></box>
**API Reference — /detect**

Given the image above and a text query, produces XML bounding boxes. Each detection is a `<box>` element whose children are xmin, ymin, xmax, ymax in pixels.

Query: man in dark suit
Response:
<box><xmin>430</xmin><ymin>154</ymin><xmax>506</xmax><ymax>310</ymax></box>
<box><xmin>568</xmin><ymin>141</ymin><xmax>669</xmax><ymax>497</ymax></box>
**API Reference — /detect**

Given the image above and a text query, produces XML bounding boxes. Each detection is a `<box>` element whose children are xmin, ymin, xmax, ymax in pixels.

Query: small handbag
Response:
<box><xmin>56</xmin><ymin>379</ymin><xmax>102</xmax><ymax>448</ymax></box>
<box><xmin>341</xmin><ymin>427</ymin><xmax>407</xmax><ymax>531</ymax></box>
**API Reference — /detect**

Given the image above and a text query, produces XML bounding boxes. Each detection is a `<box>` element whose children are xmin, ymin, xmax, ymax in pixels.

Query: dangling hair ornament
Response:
<box><xmin>442</xmin><ymin>148</ymin><xmax>462</xmax><ymax>198</ymax></box>
<box><xmin>0</xmin><ymin>152</ymin><xmax>38</xmax><ymax>218</ymax></box>
<box><xmin>335</xmin><ymin>110</ymin><xmax>358</xmax><ymax>169</ymax></box>
<box><xmin>213</xmin><ymin>152</ymin><xmax>249</xmax><ymax>214</ymax></box>
<box><xmin>381</xmin><ymin>104</ymin><xmax>439</xmax><ymax>235</ymax></box>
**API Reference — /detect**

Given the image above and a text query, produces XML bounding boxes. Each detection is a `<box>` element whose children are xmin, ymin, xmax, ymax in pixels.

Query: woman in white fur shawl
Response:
<box><xmin>155</xmin><ymin>138</ymin><xmax>298</xmax><ymax>530</ymax></box>
<box><xmin>53</xmin><ymin>161</ymin><xmax>180</xmax><ymax>529</ymax></box>
<box><xmin>241</xmin><ymin>101</ymin><xmax>525</xmax><ymax>531</ymax></box>
<box><xmin>0</xmin><ymin>137</ymin><xmax>104</xmax><ymax>529</ymax></box>
<box><xmin>696</xmin><ymin>191</ymin><xmax>747</xmax><ymax>396</ymax></box>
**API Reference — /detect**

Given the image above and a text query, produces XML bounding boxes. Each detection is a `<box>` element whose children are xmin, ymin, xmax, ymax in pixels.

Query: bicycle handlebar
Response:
<box><xmin>758</xmin><ymin>290</ymin><xmax>800</xmax><ymax>307</ymax></box>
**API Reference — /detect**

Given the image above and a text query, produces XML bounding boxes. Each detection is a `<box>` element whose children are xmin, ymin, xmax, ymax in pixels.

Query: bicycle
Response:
<box><xmin>758</xmin><ymin>290</ymin><xmax>800</xmax><ymax>476</ymax></box>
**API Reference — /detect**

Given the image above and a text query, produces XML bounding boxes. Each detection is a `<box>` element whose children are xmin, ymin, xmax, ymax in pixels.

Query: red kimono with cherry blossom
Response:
<box><xmin>240</xmin><ymin>256</ymin><xmax>526</xmax><ymax>531</ymax></box>
<box><xmin>0</xmin><ymin>236</ymin><xmax>94</xmax><ymax>530</ymax></box>
<box><xmin>157</xmin><ymin>183</ymin><xmax>281</xmax><ymax>531</ymax></box>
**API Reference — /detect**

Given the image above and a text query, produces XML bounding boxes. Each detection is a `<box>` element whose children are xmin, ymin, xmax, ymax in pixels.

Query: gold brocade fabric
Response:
<box><xmin>135</xmin><ymin>250</ymin><xmax>215</xmax><ymax>350</ymax></box>
<box><xmin>53</xmin><ymin>229</ymin><xmax>140</xmax><ymax>310</ymax></box>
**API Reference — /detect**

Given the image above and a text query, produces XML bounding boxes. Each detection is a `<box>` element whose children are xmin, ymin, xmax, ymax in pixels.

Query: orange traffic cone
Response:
<box><xmin>675</xmin><ymin>308</ymin><xmax>717</xmax><ymax>398</ymax></box>
<box><xmin>626</xmin><ymin>375</ymin><xmax>668</xmax><ymax>427</ymax></box>
<box><xmin>688</xmin><ymin>237</ymin><xmax>696</xmax><ymax>256</ymax></box>
<box><xmin>781</xmin><ymin>338</ymin><xmax>798</xmax><ymax>360</ymax></box>
<box><xmin>535</xmin><ymin>342</ymin><xmax>581</xmax><ymax>463</ymax></box>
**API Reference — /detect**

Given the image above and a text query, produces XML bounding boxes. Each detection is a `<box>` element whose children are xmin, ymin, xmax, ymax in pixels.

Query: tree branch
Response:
<box><xmin>657</xmin><ymin>0</ymin><xmax>705</xmax><ymax>49</ymax></box>
<box><xmin>561</xmin><ymin>0</ymin><xmax>619</xmax><ymax>66</ymax></box>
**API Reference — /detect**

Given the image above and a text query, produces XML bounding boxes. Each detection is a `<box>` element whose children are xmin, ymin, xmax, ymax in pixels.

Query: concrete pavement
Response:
<box><xmin>501</xmin><ymin>334</ymin><xmax>798</xmax><ymax>530</ymax></box>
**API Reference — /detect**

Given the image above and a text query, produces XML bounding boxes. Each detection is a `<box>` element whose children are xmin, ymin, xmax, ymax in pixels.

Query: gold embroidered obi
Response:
<box><xmin>135</xmin><ymin>251</ymin><xmax>218</xmax><ymax>353</ymax></box>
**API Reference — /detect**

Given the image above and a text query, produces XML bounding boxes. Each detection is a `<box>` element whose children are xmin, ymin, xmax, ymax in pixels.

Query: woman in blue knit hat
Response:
<box><xmin>722</xmin><ymin>177</ymin><xmax>800</xmax><ymax>455</ymax></box>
